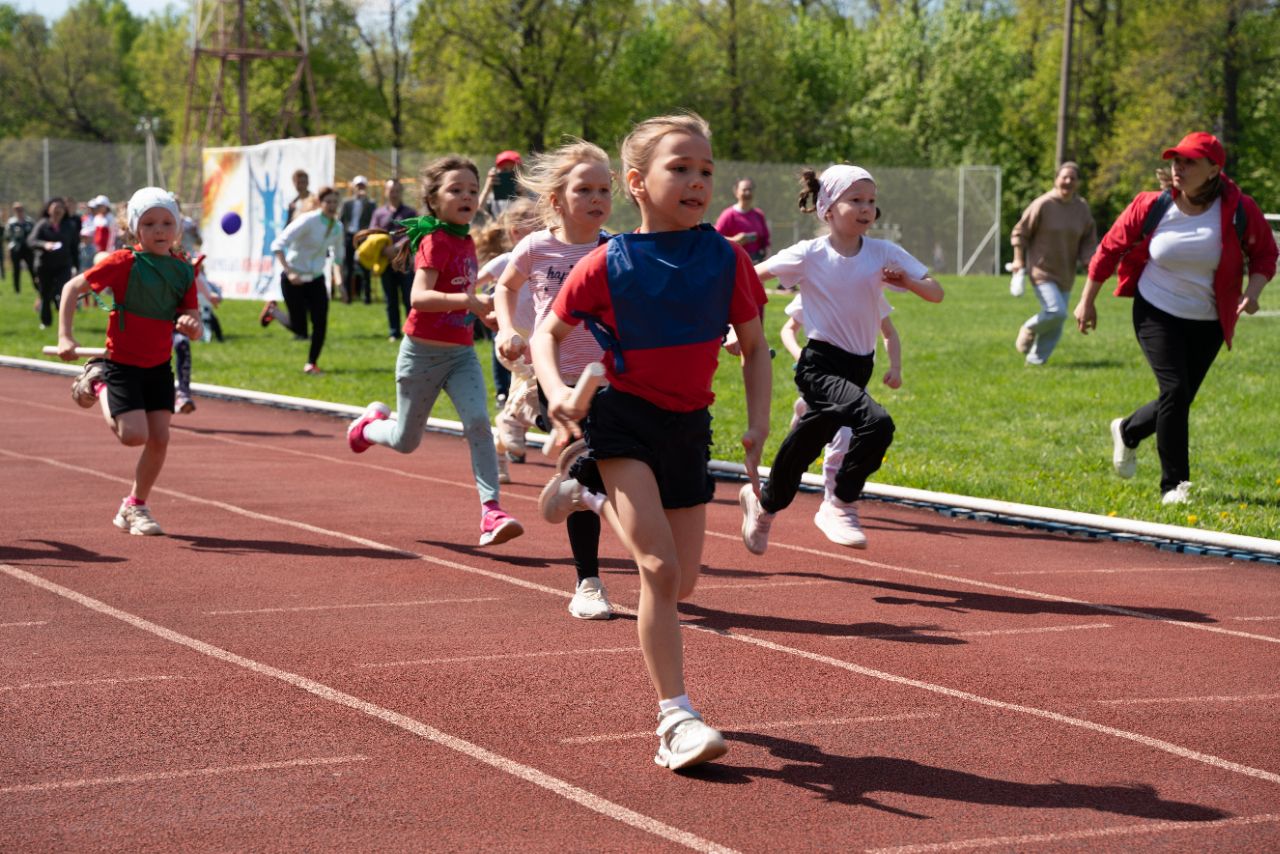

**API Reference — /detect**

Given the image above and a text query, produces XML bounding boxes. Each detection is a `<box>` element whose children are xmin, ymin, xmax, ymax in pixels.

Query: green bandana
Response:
<box><xmin>397</xmin><ymin>215</ymin><xmax>470</xmax><ymax>253</ymax></box>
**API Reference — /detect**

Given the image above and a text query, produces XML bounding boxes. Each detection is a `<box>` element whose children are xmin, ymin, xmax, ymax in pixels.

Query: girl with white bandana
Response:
<box><xmin>739</xmin><ymin>165</ymin><xmax>944</xmax><ymax>553</ymax></box>
<box><xmin>55</xmin><ymin>187</ymin><xmax>202</xmax><ymax>536</ymax></box>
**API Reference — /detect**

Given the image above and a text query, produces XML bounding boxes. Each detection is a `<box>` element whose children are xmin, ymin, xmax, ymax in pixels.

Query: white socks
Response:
<box><xmin>659</xmin><ymin>694</ymin><xmax>692</xmax><ymax>714</ymax></box>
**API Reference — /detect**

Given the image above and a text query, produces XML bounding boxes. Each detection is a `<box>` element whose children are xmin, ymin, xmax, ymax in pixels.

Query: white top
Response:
<box><xmin>764</xmin><ymin>235</ymin><xmax>925</xmax><ymax>356</ymax></box>
<box><xmin>481</xmin><ymin>253</ymin><xmax>535</xmax><ymax>332</ymax></box>
<box><xmin>1137</xmin><ymin>199</ymin><xmax>1223</xmax><ymax>321</ymax></box>
<box><xmin>509</xmin><ymin>229</ymin><xmax>602</xmax><ymax>381</ymax></box>
<box><xmin>784</xmin><ymin>292</ymin><xmax>891</xmax><ymax>326</ymax></box>
<box><xmin>271</xmin><ymin>209</ymin><xmax>345</xmax><ymax>279</ymax></box>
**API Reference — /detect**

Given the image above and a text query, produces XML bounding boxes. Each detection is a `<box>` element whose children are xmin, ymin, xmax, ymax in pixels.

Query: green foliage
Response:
<box><xmin>3</xmin><ymin>279</ymin><xmax>1275</xmax><ymax>540</ymax></box>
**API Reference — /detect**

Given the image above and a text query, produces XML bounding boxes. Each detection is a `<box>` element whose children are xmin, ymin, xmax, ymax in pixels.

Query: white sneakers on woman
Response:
<box><xmin>1161</xmin><ymin>481</ymin><xmax>1193</xmax><ymax>505</ymax></box>
<box><xmin>1110</xmin><ymin>417</ymin><xmax>1137</xmax><ymax>479</ymax></box>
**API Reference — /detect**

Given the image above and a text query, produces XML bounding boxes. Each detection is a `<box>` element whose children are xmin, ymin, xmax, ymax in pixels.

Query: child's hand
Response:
<box><xmin>548</xmin><ymin>385</ymin><xmax>587</xmax><ymax>433</ymax></box>
<box><xmin>57</xmin><ymin>336</ymin><xmax>81</xmax><ymax>361</ymax></box>
<box><xmin>883</xmin><ymin>367</ymin><xmax>902</xmax><ymax>389</ymax></box>
<box><xmin>741</xmin><ymin>427</ymin><xmax>767</xmax><ymax>497</ymax></box>
<box><xmin>285</xmin><ymin>270</ymin><xmax>302</xmax><ymax>285</ymax></box>
<box><xmin>175</xmin><ymin>314</ymin><xmax>201</xmax><ymax>339</ymax></box>
<box><xmin>497</xmin><ymin>330</ymin><xmax>528</xmax><ymax>362</ymax></box>
<box><xmin>722</xmin><ymin>326</ymin><xmax>742</xmax><ymax>356</ymax></box>
<box><xmin>881</xmin><ymin>265</ymin><xmax>908</xmax><ymax>285</ymax></box>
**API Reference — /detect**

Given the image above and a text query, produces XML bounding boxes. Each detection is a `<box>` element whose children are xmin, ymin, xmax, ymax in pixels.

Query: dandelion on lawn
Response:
<box><xmin>1187</xmin><ymin>514</ymin><xmax>1199</xmax><ymax>525</ymax></box>
<box><xmin>1240</xmin><ymin>503</ymin><xmax>1248</xmax><ymax>510</ymax></box>
<box><xmin>1220</xmin><ymin>511</ymin><xmax>1231</xmax><ymax>520</ymax></box>
<box><xmin>1107</xmin><ymin>510</ymin><xmax>1118</xmax><ymax>517</ymax></box>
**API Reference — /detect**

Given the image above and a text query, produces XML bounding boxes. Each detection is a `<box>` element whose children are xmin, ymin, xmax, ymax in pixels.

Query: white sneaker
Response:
<box><xmin>1015</xmin><ymin>326</ymin><xmax>1035</xmax><ymax>355</ymax></box>
<box><xmin>654</xmin><ymin>708</ymin><xmax>728</xmax><ymax>771</ymax></box>
<box><xmin>813</xmin><ymin>499</ymin><xmax>868</xmax><ymax>548</ymax></box>
<box><xmin>496</xmin><ymin>451</ymin><xmax>511</xmax><ymax>484</ymax></box>
<box><xmin>113</xmin><ymin>501</ymin><xmax>164</xmax><ymax>536</ymax></box>
<box><xmin>1111</xmin><ymin>418</ymin><xmax>1136</xmax><ymax>479</ymax></box>
<box><xmin>568</xmin><ymin>577</ymin><xmax>612</xmax><ymax>620</ymax></box>
<box><xmin>739</xmin><ymin>483</ymin><xmax>774</xmax><ymax>555</ymax></box>
<box><xmin>1162</xmin><ymin>481</ymin><xmax>1192</xmax><ymax>505</ymax></box>
<box><xmin>540</xmin><ymin>474</ymin><xmax>589</xmax><ymax>524</ymax></box>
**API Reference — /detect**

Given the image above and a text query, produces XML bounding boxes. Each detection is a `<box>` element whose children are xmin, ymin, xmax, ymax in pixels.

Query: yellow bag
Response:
<box><xmin>355</xmin><ymin>231</ymin><xmax>392</xmax><ymax>275</ymax></box>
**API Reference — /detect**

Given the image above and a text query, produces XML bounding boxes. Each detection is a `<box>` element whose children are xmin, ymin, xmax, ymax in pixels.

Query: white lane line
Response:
<box><xmin>8</xmin><ymin>450</ymin><xmax>1280</xmax><ymax>790</ymax></box>
<box><xmin>1</xmin><ymin>755</ymin><xmax>368</xmax><ymax>794</ymax></box>
<box><xmin>206</xmin><ymin>597</ymin><xmax>499</xmax><ymax>616</ymax></box>
<box><xmin>995</xmin><ymin>566</ymin><xmax>1230</xmax><ymax>576</ymax></box>
<box><xmin>1230</xmin><ymin>616</ymin><xmax>1280</xmax><ymax>622</ymax></box>
<box><xmin>0</xmin><ymin>564</ymin><xmax>738</xmax><ymax>854</ymax></box>
<box><xmin>561</xmin><ymin>712</ymin><xmax>943</xmax><ymax>745</ymax></box>
<box><xmin>0</xmin><ymin>674</ymin><xmax>182</xmax><ymax>692</ymax></box>
<box><xmin>361</xmin><ymin>646</ymin><xmax>641</xmax><ymax>669</ymax></box>
<box><xmin>0</xmin><ymin>620</ymin><xmax>48</xmax><ymax>628</ymax></box>
<box><xmin>865</xmin><ymin>812</ymin><xmax>1280</xmax><ymax>853</ymax></box>
<box><xmin>702</xmin><ymin>530</ymin><xmax>1280</xmax><ymax>646</ymax></box>
<box><xmin>1095</xmin><ymin>693</ymin><xmax>1280</xmax><ymax>706</ymax></box>
<box><xmin>696</xmin><ymin>580</ymin><xmax>838</xmax><ymax>590</ymax></box>
<box><xmin>840</xmin><ymin>623</ymin><xmax>1113</xmax><ymax>640</ymax></box>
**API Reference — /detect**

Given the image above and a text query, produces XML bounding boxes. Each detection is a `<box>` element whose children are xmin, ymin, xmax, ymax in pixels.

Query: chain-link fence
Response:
<box><xmin>2</xmin><ymin>138</ymin><xmax>1001</xmax><ymax>274</ymax></box>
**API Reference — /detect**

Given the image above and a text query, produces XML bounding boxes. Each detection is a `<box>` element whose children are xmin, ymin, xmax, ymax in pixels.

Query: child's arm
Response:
<box><xmin>493</xmin><ymin>263</ymin><xmax>531</xmax><ymax>361</ymax></box>
<box><xmin>754</xmin><ymin>261</ymin><xmax>777</xmax><ymax>284</ymax></box>
<box><xmin>733</xmin><ymin>314</ymin><xmax>772</xmax><ymax>496</ymax></box>
<box><xmin>56</xmin><ymin>272</ymin><xmax>93</xmax><ymax>359</ymax></box>
<box><xmin>779</xmin><ymin>315</ymin><xmax>805</xmax><ymax>362</ymax></box>
<box><xmin>409</xmin><ymin>266</ymin><xmax>492</xmax><ymax>320</ymax></box>
<box><xmin>880</xmin><ymin>316</ymin><xmax>902</xmax><ymax>389</ymax></box>
<box><xmin>176</xmin><ymin>307</ymin><xmax>203</xmax><ymax>341</ymax></box>
<box><xmin>882</xmin><ymin>267</ymin><xmax>944</xmax><ymax>303</ymax></box>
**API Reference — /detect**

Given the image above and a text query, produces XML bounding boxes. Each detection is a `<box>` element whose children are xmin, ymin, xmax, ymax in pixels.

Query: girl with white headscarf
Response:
<box><xmin>739</xmin><ymin>165</ymin><xmax>944</xmax><ymax>553</ymax></box>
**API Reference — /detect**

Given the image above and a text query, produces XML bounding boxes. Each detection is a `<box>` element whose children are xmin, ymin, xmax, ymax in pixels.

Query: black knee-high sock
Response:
<box><xmin>566</xmin><ymin>510</ymin><xmax>601</xmax><ymax>584</ymax></box>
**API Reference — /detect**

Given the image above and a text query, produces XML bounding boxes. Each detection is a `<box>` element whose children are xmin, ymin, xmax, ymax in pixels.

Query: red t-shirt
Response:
<box><xmin>402</xmin><ymin>231</ymin><xmax>478</xmax><ymax>346</ymax></box>
<box><xmin>86</xmin><ymin>250</ymin><xmax>198</xmax><ymax>368</ymax></box>
<box><xmin>552</xmin><ymin>238</ymin><xmax>766</xmax><ymax>412</ymax></box>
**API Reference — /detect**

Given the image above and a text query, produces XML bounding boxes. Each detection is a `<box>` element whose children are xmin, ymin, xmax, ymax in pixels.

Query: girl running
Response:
<box><xmin>530</xmin><ymin>114</ymin><xmax>771</xmax><ymax>770</ymax></box>
<box><xmin>346</xmin><ymin>156</ymin><xmax>524</xmax><ymax>547</ymax></box>
<box><xmin>55</xmin><ymin>187</ymin><xmax>202</xmax><ymax>535</ymax></box>
<box><xmin>741</xmin><ymin>165</ymin><xmax>943</xmax><ymax>553</ymax></box>
<box><xmin>493</xmin><ymin>139</ymin><xmax>615</xmax><ymax>620</ymax></box>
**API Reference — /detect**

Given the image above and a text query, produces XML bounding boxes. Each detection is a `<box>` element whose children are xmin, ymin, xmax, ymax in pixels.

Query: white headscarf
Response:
<box><xmin>127</xmin><ymin>187</ymin><xmax>180</xmax><ymax>234</ymax></box>
<box><xmin>815</xmin><ymin>164</ymin><xmax>875</xmax><ymax>221</ymax></box>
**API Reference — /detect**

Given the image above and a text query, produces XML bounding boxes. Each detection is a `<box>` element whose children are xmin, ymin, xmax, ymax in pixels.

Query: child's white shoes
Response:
<box><xmin>654</xmin><ymin>707</ymin><xmax>727</xmax><ymax>771</ymax></box>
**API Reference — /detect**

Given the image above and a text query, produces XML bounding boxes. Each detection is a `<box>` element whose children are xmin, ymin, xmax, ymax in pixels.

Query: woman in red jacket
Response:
<box><xmin>1073</xmin><ymin>132</ymin><xmax>1277</xmax><ymax>505</ymax></box>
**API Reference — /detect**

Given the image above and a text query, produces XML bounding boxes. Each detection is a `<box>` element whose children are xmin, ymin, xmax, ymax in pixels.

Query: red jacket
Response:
<box><xmin>1086</xmin><ymin>175</ymin><xmax>1277</xmax><ymax>348</ymax></box>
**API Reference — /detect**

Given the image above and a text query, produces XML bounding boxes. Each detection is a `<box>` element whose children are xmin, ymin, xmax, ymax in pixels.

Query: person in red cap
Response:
<box><xmin>1073</xmin><ymin>132</ymin><xmax>1277</xmax><ymax>506</ymax></box>
<box><xmin>479</xmin><ymin>150</ymin><xmax>523</xmax><ymax>222</ymax></box>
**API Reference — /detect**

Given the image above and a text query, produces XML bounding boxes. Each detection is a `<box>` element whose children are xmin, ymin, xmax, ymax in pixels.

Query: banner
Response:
<box><xmin>200</xmin><ymin>136</ymin><xmax>335</xmax><ymax>300</ymax></box>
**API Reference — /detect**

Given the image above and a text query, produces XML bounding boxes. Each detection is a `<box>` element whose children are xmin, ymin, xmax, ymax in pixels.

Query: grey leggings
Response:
<box><xmin>363</xmin><ymin>337</ymin><xmax>500</xmax><ymax>505</ymax></box>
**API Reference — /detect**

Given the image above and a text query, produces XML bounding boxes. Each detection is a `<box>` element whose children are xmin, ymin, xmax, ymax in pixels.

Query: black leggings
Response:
<box><xmin>761</xmin><ymin>339</ymin><xmax>894</xmax><ymax>513</ymax></box>
<box><xmin>280</xmin><ymin>275</ymin><xmax>330</xmax><ymax>365</ymax></box>
<box><xmin>537</xmin><ymin>381</ymin><xmax>601</xmax><ymax>583</ymax></box>
<box><xmin>36</xmin><ymin>265</ymin><xmax>71</xmax><ymax>326</ymax></box>
<box><xmin>1119</xmin><ymin>292</ymin><xmax>1223</xmax><ymax>493</ymax></box>
<box><xmin>10</xmin><ymin>247</ymin><xmax>35</xmax><ymax>293</ymax></box>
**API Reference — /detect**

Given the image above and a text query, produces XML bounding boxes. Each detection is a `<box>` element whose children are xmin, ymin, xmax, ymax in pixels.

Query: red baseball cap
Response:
<box><xmin>495</xmin><ymin>150</ymin><xmax>522</xmax><ymax>167</ymax></box>
<box><xmin>1161</xmin><ymin>132</ymin><xmax>1225</xmax><ymax>168</ymax></box>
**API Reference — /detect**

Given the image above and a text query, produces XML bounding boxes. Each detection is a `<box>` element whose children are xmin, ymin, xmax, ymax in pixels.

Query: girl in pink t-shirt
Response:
<box><xmin>493</xmin><ymin>139</ymin><xmax>615</xmax><ymax>620</ymax></box>
<box><xmin>346</xmin><ymin>155</ymin><xmax>523</xmax><ymax>547</ymax></box>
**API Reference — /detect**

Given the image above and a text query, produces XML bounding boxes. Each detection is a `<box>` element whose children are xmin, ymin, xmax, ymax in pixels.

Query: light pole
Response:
<box><xmin>136</xmin><ymin>116</ymin><xmax>163</xmax><ymax>187</ymax></box>
<box><xmin>1055</xmin><ymin>0</ymin><xmax>1074</xmax><ymax>166</ymax></box>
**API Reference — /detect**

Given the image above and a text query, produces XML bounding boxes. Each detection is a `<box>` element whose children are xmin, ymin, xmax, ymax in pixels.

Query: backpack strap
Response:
<box><xmin>1139</xmin><ymin>190</ymin><xmax>1174</xmax><ymax>240</ymax></box>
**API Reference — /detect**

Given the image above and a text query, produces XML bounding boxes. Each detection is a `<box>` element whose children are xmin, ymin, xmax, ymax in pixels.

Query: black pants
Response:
<box><xmin>6</xmin><ymin>247</ymin><xmax>30</xmax><ymax>292</ymax></box>
<box><xmin>534</xmin><ymin>382</ymin><xmax>600</xmax><ymax>582</ymax></box>
<box><xmin>382</xmin><ymin>268</ymin><xmax>414</xmax><ymax>337</ymax></box>
<box><xmin>1119</xmin><ymin>293</ymin><xmax>1223</xmax><ymax>493</ymax></box>
<box><xmin>341</xmin><ymin>234</ymin><xmax>370</xmax><ymax>303</ymax></box>
<box><xmin>761</xmin><ymin>339</ymin><xmax>894</xmax><ymax>513</ymax></box>
<box><xmin>280</xmin><ymin>275</ymin><xmax>330</xmax><ymax>365</ymax></box>
<box><xmin>36</xmin><ymin>264</ymin><xmax>71</xmax><ymax>326</ymax></box>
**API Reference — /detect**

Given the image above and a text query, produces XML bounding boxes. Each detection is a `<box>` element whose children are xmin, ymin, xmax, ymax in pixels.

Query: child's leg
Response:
<box><xmin>566</xmin><ymin>511</ymin><xmax>601</xmax><ymax>584</ymax></box>
<box><xmin>362</xmin><ymin>341</ymin><xmax>449</xmax><ymax>453</ymax></box>
<box><xmin>760</xmin><ymin>406</ymin><xmax>841</xmax><ymax>514</ymax></box>
<box><xmin>130</xmin><ymin>410</ymin><xmax>172</xmax><ymax>502</ymax></box>
<box><xmin>173</xmin><ymin>333</ymin><xmax>192</xmax><ymax>397</ymax></box>
<box><xmin>821</xmin><ymin>427</ymin><xmax>852</xmax><ymax>504</ymax></box>
<box><xmin>599</xmin><ymin>457</ymin><xmax>687</xmax><ymax>699</ymax></box>
<box><xmin>305</xmin><ymin>278</ymin><xmax>329</xmax><ymax>364</ymax></box>
<box><xmin>829</xmin><ymin>397</ymin><xmax>894</xmax><ymax>504</ymax></box>
<box><xmin>441</xmin><ymin>348</ymin><xmax>501</xmax><ymax>504</ymax></box>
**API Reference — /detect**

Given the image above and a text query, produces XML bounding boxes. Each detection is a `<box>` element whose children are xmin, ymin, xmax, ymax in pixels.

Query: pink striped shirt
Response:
<box><xmin>510</xmin><ymin>229</ymin><xmax>603</xmax><ymax>381</ymax></box>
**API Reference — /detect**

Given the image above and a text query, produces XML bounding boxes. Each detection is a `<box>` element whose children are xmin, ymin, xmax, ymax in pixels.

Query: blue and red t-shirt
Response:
<box><xmin>552</xmin><ymin>227</ymin><xmax>766</xmax><ymax>412</ymax></box>
<box><xmin>402</xmin><ymin>230</ymin><xmax>478</xmax><ymax>346</ymax></box>
<box><xmin>85</xmin><ymin>249</ymin><xmax>198</xmax><ymax>368</ymax></box>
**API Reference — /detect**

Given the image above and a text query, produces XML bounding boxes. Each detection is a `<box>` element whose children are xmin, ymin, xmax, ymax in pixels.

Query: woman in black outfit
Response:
<box><xmin>28</xmin><ymin>197</ymin><xmax>80</xmax><ymax>328</ymax></box>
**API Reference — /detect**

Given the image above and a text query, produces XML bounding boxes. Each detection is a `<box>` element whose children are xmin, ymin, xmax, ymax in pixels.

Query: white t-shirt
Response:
<box><xmin>509</xmin><ymin>229</ymin><xmax>603</xmax><ymax>381</ymax></box>
<box><xmin>1137</xmin><ymin>199</ymin><xmax>1222</xmax><ymax>321</ymax></box>
<box><xmin>764</xmin><ymin>236</ymin><xmax>924</xmax><ymax>356</ymax></box>
<box><xmin>480</xmin><ymin>252</ymin><xmax>535</xmax><ymax>332</ymax></box>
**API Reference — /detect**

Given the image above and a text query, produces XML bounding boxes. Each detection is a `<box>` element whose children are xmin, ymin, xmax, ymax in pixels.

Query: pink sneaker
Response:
<box><xmin>347</xmin><ymin>402</ymin><xmax>390</xmax><ymax>453</ymax></box>
<box><xmin>479</xmin><ymin>506</ymin><xmax>524</xmax><ymax>546</ymax></box>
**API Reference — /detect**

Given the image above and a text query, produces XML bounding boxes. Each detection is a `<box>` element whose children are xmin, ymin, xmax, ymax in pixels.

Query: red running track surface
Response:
<box><xmin>2</xmin><ymin>366</ymin><xmax>1279</xmax><ymax>853</ymax></box>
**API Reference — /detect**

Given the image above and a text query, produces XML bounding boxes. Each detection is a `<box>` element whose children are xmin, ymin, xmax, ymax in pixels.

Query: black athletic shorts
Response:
<box><xmin>570</xmin><ymin>386</ymin><xmax>714</xmax><ymax>510</ymax></box>
<box><xmin>103</xmin><ymin>359</ymin><xmax>175</xmax><ymax>418</ymax></box>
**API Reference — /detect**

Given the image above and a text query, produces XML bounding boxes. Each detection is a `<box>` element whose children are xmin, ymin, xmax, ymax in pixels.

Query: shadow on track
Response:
<box><xmin>677</xmin><ymin>602</ymin><xmax>966</xmax><ymax>644</ymax></box>
<box><xmin>691</xmin><ymin>732</ymin><xmax>1231</xmax><ymax>822</ymax></box>
<box><xmin>0</xmin><ymin>540</ymin><xmax>127</xmax><ymax>565</ymax></box>
<box><xmin>170</xmin><ymin>533</ymin><xmax>415</xmax><ymax>560</ymax></box>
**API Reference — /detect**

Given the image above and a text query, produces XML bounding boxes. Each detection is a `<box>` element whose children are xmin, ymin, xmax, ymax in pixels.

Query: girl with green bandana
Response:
<box><xmin>346</xmin><ymin>156</ymin><xmax>524</xmax><ymax>547</ymax></box>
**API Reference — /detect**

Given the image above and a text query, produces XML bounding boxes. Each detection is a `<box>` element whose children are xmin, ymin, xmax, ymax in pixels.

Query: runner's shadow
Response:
<box><xmin>691</xmin><ymin>732</ymin><xmax>1231</xmax><ymax>822</ymax></box>
<box><xmin>0</xmin><ymin>540</ymin><xmax>126</xmax><ymax>564</ymax></box>
<box><xmin>421</xmin><ymin>538</ymin><xmax>633</xmax><ymax>570</ymax></box>
<box><xmin>677</xmin><ymin>602</ymin><xmax>966</xmax><ymax>644</ymax></box>
<box><xmin>173</xmin><ymin>426</ymin><xmax>329</xmax><ymax>439</ymax></box>
<box><xmin>170</xmin><ymin>534</ymin><xmax>412</xmax><ymax>560</ymax></box>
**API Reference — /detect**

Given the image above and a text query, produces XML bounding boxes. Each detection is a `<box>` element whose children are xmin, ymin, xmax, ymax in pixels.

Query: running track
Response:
<box><xmin>2</xmin><ymin>366</ymin><xmax>1278</xmax><ymax>852</ymax></box>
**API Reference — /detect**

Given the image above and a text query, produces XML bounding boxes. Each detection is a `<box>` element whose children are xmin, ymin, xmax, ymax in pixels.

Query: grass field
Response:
<box><xmin>2</xmin><ymin>274</ymin><xmax>1276</xmax><ymax>540</ymax></box>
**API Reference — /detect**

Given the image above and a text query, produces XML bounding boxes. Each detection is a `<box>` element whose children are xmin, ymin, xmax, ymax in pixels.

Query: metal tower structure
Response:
<box><xmin>179</xmin><ymin>0</ymin><xmax>322</xmax><ymax>194</ymax></box>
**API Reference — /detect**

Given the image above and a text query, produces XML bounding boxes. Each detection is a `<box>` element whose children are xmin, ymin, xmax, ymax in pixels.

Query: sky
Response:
<box><xmin>16</xmin><ymin>0</ymin><xmax>187</xmax><ymax>22</ymax></box>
